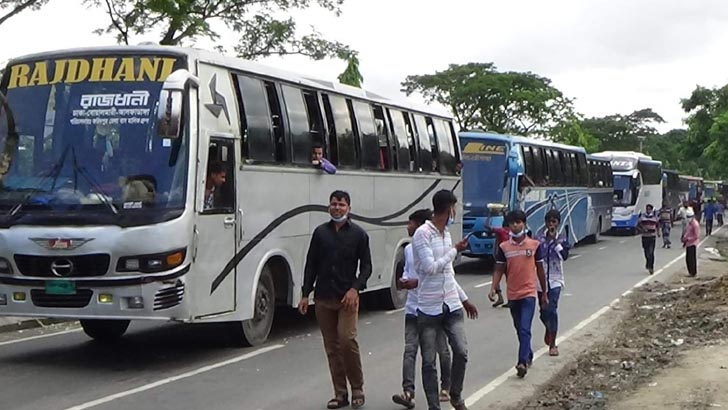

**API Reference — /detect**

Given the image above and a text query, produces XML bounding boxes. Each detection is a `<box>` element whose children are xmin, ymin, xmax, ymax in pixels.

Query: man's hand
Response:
<box><xmin>341</xmin><ymin>288</ymin><xmax>360</xmax><ymax>312</ymax></box>
<box><xmin>399</xmin><ymin>278</ymin><xmax>418</xmax><ymax>290</ymax></box>
<box><xmin>455</xmin><ymin>238</ymin><xmax>469</xmax><ymax>252</ymax></box>
<box><xmin>298</xmin><ymin>297</ymin><xmax>309</xmax><ymax>315</ymax></box>
<box><xmin>540</xmin><ymin>292</ymin><xmax>549</xmax><ymax>309</ymax></box>
<box><xmin>462</xmin><ymin>300</ymin><xmax>479</xmax><ymax>319</ymax></box>
<box><xmin>488</xmin><ymin>287</ymin><xmax>497</xmax><ymax>302</ymax></box>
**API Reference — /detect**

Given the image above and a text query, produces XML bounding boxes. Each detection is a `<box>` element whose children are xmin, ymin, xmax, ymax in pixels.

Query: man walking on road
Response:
<box><xmin>703</xmin><ymin>199</ymin><xmax>716</xmax><ymax>236</ymax></box>
<box><xmin>536</xmin><ymin>210</ymin><xmax>570</xmax><ymax>357</ymax></box>
<box><xmin>412</xmin><ymin>189</ymin><xmax>478</xmax><ymax>410</ymax></box>
<box><xmin>682</xmin><ymin>208</ymin><xmax>700</xmax><ymax>277</ymax></box>
<box><xmin>637</xmin><ymin>204</ymin><xmax>660</xmax><ymax>275</ymax></box>
<box><xmin>658</xmin><ymin>200</ymin><xmax>674</xmax><ymax>248</ymax></box>
<box><xmin>489</xmin><ymin>210</ymin><xmax>548</xmax><ymax>378</ymax></box>
<box><xmin>299</xmin><ymin>190</ymin><xmax>372</xmax><ymax>409</ymax></box>
<box><xmin>393</xmin><ymin>208</ymin><xmax>478</xmax><ymax>409</ymax></box>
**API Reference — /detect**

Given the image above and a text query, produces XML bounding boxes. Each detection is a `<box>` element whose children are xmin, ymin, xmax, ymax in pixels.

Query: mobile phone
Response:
<box><xmin>464</xmin><ymin>232</ymin><xmax>474</xmax><ymax>240</ymax></box>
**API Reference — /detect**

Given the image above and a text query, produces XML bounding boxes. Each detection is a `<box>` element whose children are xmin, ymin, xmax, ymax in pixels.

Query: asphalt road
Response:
<box><xmin>0</xmin><ymin>230</ymin><xmax>701</xmax><ymax>410</ymax></box>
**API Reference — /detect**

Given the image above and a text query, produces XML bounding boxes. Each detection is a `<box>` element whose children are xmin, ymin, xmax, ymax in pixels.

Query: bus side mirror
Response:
<box><xmin>506</xmin><ymin>149</ymin><xmax>519</xmax><ymax>177</ymax></box>
<box><xmin>157</xmin><ymin>69</ymin><xmax>199</xmax><ymax>139</ymax></box>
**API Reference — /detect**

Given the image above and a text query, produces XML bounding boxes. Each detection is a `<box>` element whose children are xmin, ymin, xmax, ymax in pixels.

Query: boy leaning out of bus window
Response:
<box><xmin>312</xmin><ymin>143</ymin><xmax>337</xmax><ymax>174</ymax></box>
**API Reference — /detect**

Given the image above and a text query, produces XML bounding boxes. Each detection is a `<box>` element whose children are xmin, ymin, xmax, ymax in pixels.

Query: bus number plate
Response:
<box><xmin>45</xmin><ymin>280</ymin><xmax>76</xmax><ymax>295</ymax></box>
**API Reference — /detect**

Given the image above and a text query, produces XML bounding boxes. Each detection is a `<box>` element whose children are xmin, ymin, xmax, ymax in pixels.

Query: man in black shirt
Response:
<box><xmin>298</xmin><ymin>190</ymin><xmax>372</xmax><ymax>410</ymax></box>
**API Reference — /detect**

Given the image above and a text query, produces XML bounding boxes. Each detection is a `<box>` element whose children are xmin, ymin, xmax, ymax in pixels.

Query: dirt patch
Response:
<box><xmin>509</xmin><ymin>238</ymin><xmax>728</xmax><ymax>410</ymax></box>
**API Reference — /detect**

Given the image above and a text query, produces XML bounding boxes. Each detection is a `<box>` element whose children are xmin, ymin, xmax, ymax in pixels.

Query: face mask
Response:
<box><xmin>331</xmin><ymin>214</ymin><xmax>348</xmax><ymax>223</ymax></box>
<box><xmin>509</xmin><ymin>230</ymin><xmax>526</xmax><ymax>238</ymax></box>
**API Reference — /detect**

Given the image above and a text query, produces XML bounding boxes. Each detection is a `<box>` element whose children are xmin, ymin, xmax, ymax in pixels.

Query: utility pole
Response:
<box><xmin>638</xmin><ymin>135</ymin><xmax>646</xmax><ymax>153</ymax></box>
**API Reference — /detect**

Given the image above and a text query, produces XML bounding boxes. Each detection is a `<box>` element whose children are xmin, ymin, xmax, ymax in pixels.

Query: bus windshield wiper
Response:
<box><xmin>70</xmin><ymin>146</ymin><xmax>119</xmax><ymax>217</ymax></box>
<box><xmin>6</xmin><ymin>145</ymin><xmax>71</xmax><ymax>218</ymax></box>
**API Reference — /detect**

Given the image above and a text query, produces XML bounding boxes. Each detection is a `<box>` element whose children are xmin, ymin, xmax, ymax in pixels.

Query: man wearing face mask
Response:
<box><xmin>299</xmin><ymin>190</ymin><xmax>372</xmax><ymax>410</ymax></box>
<box><xmin>412</xmin><ymin>189</ymin><xmax>476</xmax><ymax>410</ymax></box>
<box><xmin>682</xmin><ymin>208</ymin><xmax>700</xmax><ymax>277</ymax></box>
<box><xmin>490</xmin><ymin>210</ymin><xmax>548</xmax><ymax>378</ymax></box>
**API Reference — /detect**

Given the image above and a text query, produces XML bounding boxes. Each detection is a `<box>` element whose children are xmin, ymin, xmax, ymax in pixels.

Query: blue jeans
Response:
<box><xmin>402</xmin><ymin>314</ymin><xmax>451</xmax><ymax>395</ymax></box>
<box><xmin>418</xmin><ymin>306</ymin><xmax>468</xmax><ymax>410</ymax></box>
<box><xmin>509</xmin><ymin>297</ymin><xmax>536</xmax><ymax>366</ymax></box>
<box><xmin>538</xmin><ymin>286</ymin><xmax>561</xmax><ymax>337</ymax></box>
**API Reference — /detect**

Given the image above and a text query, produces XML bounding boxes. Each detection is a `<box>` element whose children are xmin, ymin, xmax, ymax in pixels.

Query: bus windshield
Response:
<box><xmin>613</xmin><ymin>174</ymin><xmax>638</xmax><ymax>207</ymax></box>
<box><xmin>461</xmin><ymin>139</ymin><xmax>508</xmax><ymax>214</ymax></box>
<box><xmin>0</xmin><ymin>55</ymin><xmax>188</xmax><ymax>225</ymax></box>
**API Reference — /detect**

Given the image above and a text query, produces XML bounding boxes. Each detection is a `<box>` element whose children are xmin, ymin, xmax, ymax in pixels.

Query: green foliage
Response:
<box><xmin>401</xmin><ymin>63</ymin><xmax>574</xmax><ymax>136</ymax></box>
<box><xmin>0</xmin><ymin>0</ymin><xmax>49</xmax><ymax>26</ymax></box>
<box><xmin>86</xmin><ymin>0</ymin><xmax>355</xmax><ymax>63</ymax></box>
<box><xmin>337</xmin><ymin>52</ymin><xmax>363</xmax><ymax>87</ymax></box>
<box><xmin>579</xmin><ymin>108</ymin><xmax>664</xmax><ymax>153</ymax></box>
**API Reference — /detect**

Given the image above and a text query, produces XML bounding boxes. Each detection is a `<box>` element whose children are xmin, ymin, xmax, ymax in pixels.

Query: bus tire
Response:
<box><xmin>229</xmin><ymin>266</ymin><xmax>275</xmax><ymax>347</ymax></box>
<box><xmin>379</xmin><ymin>247</ymin><xmax>407</xmax><ymax>310</ymax></box>
<box><xmin>585</xmin><ymin>220</ymin><xmax>601</xmax><ymax>244</ymax></box>
<box><xmin>80</xmin><ymin>319</ymin><xmax>130</xmax><ymax>342</ymax></box>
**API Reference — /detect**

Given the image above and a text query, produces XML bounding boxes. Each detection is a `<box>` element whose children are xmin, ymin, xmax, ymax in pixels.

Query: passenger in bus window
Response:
<box><xmin>298</xmin><ymin>191</ymin><xmax>371</xmax><ymax>409</ymax></box>
<box><xmin>312</xmin><ymin>143</ymin><xmax>337</xmax><ymax>174</ymax></box>
<box><xmin>204</xmin><ymin>161</ymin><xmax>226</xmax><ymax>210</ymax></box>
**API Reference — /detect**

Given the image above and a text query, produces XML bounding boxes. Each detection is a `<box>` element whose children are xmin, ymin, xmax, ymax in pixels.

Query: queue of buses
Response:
<box><xmin>0</xmin><ymin>45</ymin><xmax>721</xmax><ymax>345</ymax></box>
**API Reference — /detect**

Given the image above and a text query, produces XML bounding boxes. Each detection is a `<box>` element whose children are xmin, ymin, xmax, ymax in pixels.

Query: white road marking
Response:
<box><xmin>0</xmin><ymin>328</ymin><xmax>82</xmax><ymax>347</ymax></box>
<box><xmin>63</xmin><ymin>344</ymin><xmax>285</xmax><ymax>410</ymax></box>
<box><xmin>619</xmin><ymin>240</ymin><xmax>627</xmax><ymax>244</ymax></box>
<box><xmin>570</xmin><ymin>254</ymin><xmax>582</xmax><ymax>260</ymax></box>
<box><xmin>474</xmin><ymin>281</ymin><xmax>493</xmax><ymax>289</ymax></box>
<box><xmin>598</xmin><ymin>246</ymin><xmax>607</xmax><ymax>250</ymax></box>
<box><xmin>385</xmin><ymin>307</ymin><xmax>405</xmax><ymax>315</ymax></box>
<box><xmin>461</xmin><ymin>226</ymin><xmax>723</xmax><ymax>409</ymax></box>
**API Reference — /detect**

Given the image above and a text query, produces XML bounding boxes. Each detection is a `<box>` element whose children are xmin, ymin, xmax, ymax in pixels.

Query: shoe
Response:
<box><xmin>649</xmin><ymin>268</ymin><xmax>654</xmax><ymax>275</ymax></box>
<box><xmin>549</xmin><ymin>346</ymin><xmax>559</xmax><ymax>356</ymax></box>
<box><xmin>451</xmin><ymin>400</ymin><xmax>468</xmax><ymax>410</ymax></box>
<box><xmin>439</xmin><ymin>389</ymin><xmax>450</xmax><ymax>402</ymax></box>
<box><xmin>516</xmin><ymin>363</ymin><xmax>528</xmax><ymax>378</ymax></box>
<box><xmin>392</xmin><ymin>391</ymin><xmax>415</xmax><ymax>409</ymax></box>
<box><xmin>501</xmin><ymin>302</ymin><xmax>510</xmax><ymax>308</ymax></box>
<box><xmin>491</xmin><ymin>292</ymin><xmax>504</xmax><ymax>308</ymax></box>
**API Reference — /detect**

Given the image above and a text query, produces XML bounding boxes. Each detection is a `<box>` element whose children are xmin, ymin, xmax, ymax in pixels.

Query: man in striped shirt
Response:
<box><xmin>637</xmin><ymin>204</ymin><xmax>660</xmax><ymax>275</ymax></box>
<box><xmin>412</xmin><ymin>190</ymin><xmax>478</xmax><ymax>410</ymax></box>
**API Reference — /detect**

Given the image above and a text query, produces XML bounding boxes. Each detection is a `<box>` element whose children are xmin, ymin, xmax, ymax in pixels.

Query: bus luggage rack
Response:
<box><xmin>14</xmin><ymin>254</ymin><xmax>111</xmax><ymax>277</ymax></box>
<box><xmin>30</xmin><ymin>289</ymin><xmax>93</xmax><ymax>308</ymax></box>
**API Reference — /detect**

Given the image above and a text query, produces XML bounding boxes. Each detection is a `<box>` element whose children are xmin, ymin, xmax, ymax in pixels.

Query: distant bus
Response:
<box><xmin>662</xmin><ymin>169</ymin><xmax>681</xmax><ymax>217</ymax></box>
<box><xmin>460</xmin><ymin>132</ymin><xmax>612</xmax><ymax>258</ymax></box>
<box><xmin>679</xmin><ymin>175</ymin><xmax>704</xmax><ymax>202</ymax></box>
<box><xmin>591</xmin><ymin>151</ymin><xmax>663</xmax><ymax>232</ymax></box>
<box><xmin>704</xmin><ymin>180</ymin><xmax>723</xmax><ymax>199</ymax></box>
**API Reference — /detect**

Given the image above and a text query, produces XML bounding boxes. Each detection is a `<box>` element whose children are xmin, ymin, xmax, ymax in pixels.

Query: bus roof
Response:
<box><xmin>590</xmin><ymin>151</ymin><xmax>653</xmax><ymax>161</ymax></box>
<box><xmin>458</xmin><ymin>131</ymin><xmax>587</xmax><ymax>154</ymax></box>
<box><xmin>5</xmin><ymin>45</ymin><xmax>453</xmax><ymax>119</ymax></box>
<box><xmin>679</xmin><ymin>175</ymin><xmax>704</xmax><ymax>181</ymax></box>
<box><xmin>663</xmin><ymin>169</ymin><xmax>679</xmax><ymax>175</ymax></box>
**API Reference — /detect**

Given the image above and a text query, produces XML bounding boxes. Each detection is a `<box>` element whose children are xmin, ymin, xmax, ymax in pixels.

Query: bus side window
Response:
<box><xmin>263</xmin><ymin>81</ymin><xmax>287</xmax><ymax>163</ymax></box>
<box><xmin>204</xmin><ymin>139</ymin><xmax>235</xmax><ymax>213</ymax></box>
<box><xmin>425</xmin><ymin>117</ymin><xmax>440</xmax><ymax>172</ymax></box>
<box><xmin>386</xmin><ymin>108</ymin><xmax>410</xmax><ymax>172</ymax></box>
<box><xmin>352</xmin><ymin>101</ymin><xmax>379</xmax><ymax>170</ymax></box>
<box><xmin>446</xmin><ymin>121</ymin><xmax>462</xmax><ymax>175</ymax></box>
<box><xmin>412</xmin><ymin>114</ymin><xmax>433</xmax><ymax>173</ymax></box>
<box><xmin>433</xmin><ymin>118</ymin><xmax>457</xmax><ymax>175</ymax></box>
<box><xmin>522</xmin><ymin>145</ymin><xmax>534</xmax><ymax>177</ymax></box>
<box><xmin>402</xmin><ymin>112</ymin><xmax>419</xmax><ymax>172</ymax></box>
<box><xmin>321</xmin><ymin>94</ymin><xmax>338</xmax><ymax>165</ymax></box>
<box><xmin>233</xmin><ymin>75</ymin><xmax>275</xmax><ymax>162</ymax></box>
<box><xmin>323</xmin><ymin>94</ymin><xmax>357</xmax><ymax>168</ymax></box>
<box><xmin>531</xmin><ymin>146</ymin><xmax>544</xmax><ymax>186</ymax></box>
<box><xmin>577</xmin><ymin>153</ymin><xmax>588</xmax><ymax>186</ymax></box>
<box><xmin>280</xmin><ymin>85</ymin><xmax>312</xmax><ymax>165</ymax></box>
<box><xmin>302</xmin><ymin>90</ymin><xmax>326</xmax><ymax>148</ymax></box>
<box><xmin>372</xmin><ymin>104</ymin><xmax>393</xmax><ymax>170</ymax></box>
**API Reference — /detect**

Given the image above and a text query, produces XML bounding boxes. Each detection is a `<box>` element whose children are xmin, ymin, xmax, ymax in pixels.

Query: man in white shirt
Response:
<box><xmin>412</xmin><ymin>190</ymin><xmax>478</xmax><ymax>410</ymax></box>
<box><xmin>676</xmin><ymin>199</ymin><xmax>694</xmax><ymax>239</ymax></box>
<box><xmin>393</xmin><ymin>209</ymin><xmax>473</xmax><ymax>409</ymax></box>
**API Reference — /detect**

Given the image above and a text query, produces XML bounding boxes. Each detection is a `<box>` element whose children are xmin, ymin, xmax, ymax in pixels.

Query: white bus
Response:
<box><xmin>0</xmin><ymin>46</ymin><xmax>462</xmax><ymax>345</ymax></box>
<box><xmin>590</xmin><ymin>151</ymin><xmax>662</xmax><ymax>232</ymax></box>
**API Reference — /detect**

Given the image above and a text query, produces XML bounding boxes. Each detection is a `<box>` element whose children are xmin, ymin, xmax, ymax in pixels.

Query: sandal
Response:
<box><xmin>549</xmin><ymin>346</ymin><xmax>559</xmax><ymax>356</ymax></box>
<box><xmin>392</xmin><ymin>391</ymin><xmax>415</xmax><ymax>409</ymax></box>
<box><xmin>326</xmin><ymin>396</ymin><xmax>349</xmax><ymax>409</ymax></box>
<box><xmin>352</xmin><ymin>395</ymin><xmax>365</xmax><ymax>409</ymax></box>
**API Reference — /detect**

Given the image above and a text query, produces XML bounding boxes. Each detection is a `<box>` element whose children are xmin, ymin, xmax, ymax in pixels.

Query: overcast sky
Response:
<box><xmin>2</xmin><ymin>0</ymin><xmax>727</xmax><ymax>131</ymax></box>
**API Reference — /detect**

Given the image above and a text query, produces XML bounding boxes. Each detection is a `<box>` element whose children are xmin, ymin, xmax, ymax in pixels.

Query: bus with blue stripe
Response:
<box><xmin>591</xmin><ymin>151</ymin><xmax>662</xmax><ymax>232</ymax></box>
<box><xmin>459</xmin><ymin>132</ymin><xmax>613</xmax><ymax>258</ymax></box>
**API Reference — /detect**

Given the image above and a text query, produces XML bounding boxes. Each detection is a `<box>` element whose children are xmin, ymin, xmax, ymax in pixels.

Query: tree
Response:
<box><xmin>86</xmin><ymin>0</ymin><xmax>356</xmax><ymax>63</ymax></box>
<box><xmin>551</xmin><ymin>115</ymin><xmax>600</xmax><ymax>153</ymax></box>
<box><xmin>0</xmin><ymin>0</ymin><xmax>49</xmax><ymax>26</ymax></box>
<box><xmin>337</xmin><ymin>51</ymin><xmax>363</xmax><ymax>87</ymax></box>
<box><xmin>401</xmin><ymin>62</ymin><xmax>575</xmax><ymax>136</ymax></box>
<box><xmin>579</xmin><ymin>108</ymin><xmax>665</xmax><ymax>152</ymax></box>
<box><xmin>681</xmin><ymin>84</ymin><xmax>728</xmax><ymax>178</ymax></box>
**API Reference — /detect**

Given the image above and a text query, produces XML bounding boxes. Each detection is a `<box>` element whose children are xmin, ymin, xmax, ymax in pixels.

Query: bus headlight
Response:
<box><xmin>0</xmin><ymin>258</ymin><xmax>12</xmax><ymax>274</ymax></box>
<box><xmin>117</xmin><ymin>249</ymin><xmax>186</xmax><ymax>273</ymax></box>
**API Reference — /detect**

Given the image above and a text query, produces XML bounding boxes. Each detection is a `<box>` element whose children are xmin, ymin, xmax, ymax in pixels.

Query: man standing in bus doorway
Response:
<box><xmin>637</xmin><ymin>204</ymin><xmax>660</xmax><ymax>275</ymax></box>
<box><xmin>658</xmin><ymin>200</ymin><xmax>674</xmax><ymax>248</ymax></box>
<box><xmin>682</xmin><ymin>208</ymin><xmax>700</xmax><ymax>277</ymax></box>
<box><xmin>489</xmin><ymin>210</ymin><xmax>548</xmax><ymax>378</ymax></box>
<box><xmin>412</xmin><ymin>190</ymin><xmax>477</xmax><ymax>410</ymax></box>
<box><xmin>393</xmin><ymin>208</ymin><xmax>478</xmax><ymax>409</ymax></box>
<box><xmin>536</xmin><ymin>210</ymin><xmax>570</xmax><ymax>357</ymax></box>
<box><xmin>703</xmin><ymin>199</ymin><xmax>716</xmax><ymax>236</ymax></box>
<box><xmin>298</xmin><ymin>191</ymin><xmax>372</xmax><ymax>409</ymax></box>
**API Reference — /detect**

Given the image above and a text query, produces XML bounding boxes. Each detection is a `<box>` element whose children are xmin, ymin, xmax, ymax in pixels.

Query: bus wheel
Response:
<box><xmin>585</xmin><ymin>220</ymin><xmax>601</xmax><ymax>244</ymax></box>
<box><xmin>379</xmin><ymin>247</ymin><xmax>407</xmax><ymax>310</ymax></box>
<box><xmin>229</xmin><ymin>267</ymin><xmax>275</xmax><ymax>347</ymax></box>
<box><xmin>80</xmin><ymin>319</ymin><xmax>130</xmax><ymax>342</ymax></box>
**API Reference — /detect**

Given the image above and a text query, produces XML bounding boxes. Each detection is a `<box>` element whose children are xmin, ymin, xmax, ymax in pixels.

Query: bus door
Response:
<box><xmin>194</xmin><ymin>135</ymin><xmax>239</xmax><ymax>316</ymax></box>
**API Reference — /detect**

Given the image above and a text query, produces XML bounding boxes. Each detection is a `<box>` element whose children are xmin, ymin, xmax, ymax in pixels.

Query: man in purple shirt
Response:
<box><xmin>312</xmin><ymin>143</ymin><xmax>337</xmax><ymax>174</ymax></box>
